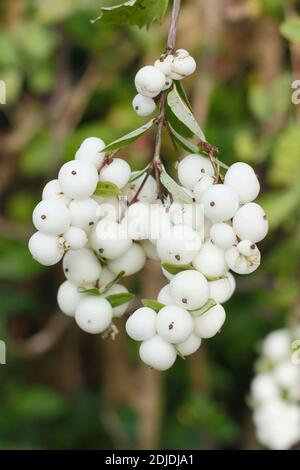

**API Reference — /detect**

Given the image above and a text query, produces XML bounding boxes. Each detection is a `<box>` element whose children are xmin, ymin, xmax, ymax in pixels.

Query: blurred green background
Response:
<box><xmin>0</xmin><ymin>0</ymin><xmax>300</xmax><ymax>450</ymax></box>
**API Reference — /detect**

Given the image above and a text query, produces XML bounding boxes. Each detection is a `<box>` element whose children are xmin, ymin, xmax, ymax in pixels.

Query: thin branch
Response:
<box><xmin>167</xmin><ymin>0</ymin><xmax>181</xmax><ymax>52</ymax></box>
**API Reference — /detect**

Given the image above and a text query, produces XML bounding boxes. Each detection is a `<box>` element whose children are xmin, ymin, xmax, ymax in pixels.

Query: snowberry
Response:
<box><xmin>140</xmin><ymin>239</ymin><xmax>160</xmax><ymax>261</ymax></box>
<box><xmin>237</xmin><ymin>240</ymin><xmax>259</xmax><ymax>257</ymax></box>
<box><xmin>99</xmin><ymin>158</ymin><xmax>131</xmax><ymax>189</ymax></box>
<box><xmin>63</xmin><ymin>226</ymin><xmax>87</xmax><ymax>250</ymax></box>
<box><xmin>193</xmin><ymin>240</ymin><xmax>227</xmax><ymax>278</ymax></box>
<box><xmin>104</xmin><ymin>284</ymin><xmax>131</xmax><ymax>318</ymax></box>
<box><xmin>63</xmin><ymin>248</ymin><xmax>102</xmax><ymax>286</ymax></box>
<box><xmin>75</xmin><ymin>296</ymin><xmax>112</xmax><ymax>334</ymax></box>
<box><xmin>193</xmin><ymin>176</ymin><xmax>215</xmax><ymax>203</ymax></box>
<box><xmin>169</xmin><ymin>201</ymin><xmax>203</xmax><ymax>233</ymax></box>
<box><xmin>225</xmin><ymin>245</ymin><xmax>260</xmax><ymax>275</ymax></box>
<box><xmin>157</xmin><ymin>284</ymin><xmax>174</xmax><ymax>306</ymax></box>
<box><xmin>154</xmin><ymin>55</ymin><xmax>173</xmax><ymax>76</ymax></box>
<box><xmin>126</xmin><ymin>307</ymin><xmax>157</xmax><ymax>341</ymax></box>
<box><xmin>58</xmin><ymin>160</ymin><xmax>98</xmax><ymax>200</ymax></box>
<box><xmin>194</xmin><ymin>304</ymin><xmax>226</xmax><ymax>338</ymax></box>
<box><xmin>75</xmin><ymin>137</ymin><xmax>106</xmax><ymax>170</ymax></box>
<box><xmin>42</xmin><ymin>179</ymin><xmax>70</xmax><ymax>206</ymax></box>
<box><xmin>201</xmin><ymin>184</ymin><xmax>239</xmax><ymax>222</ymax></box>
<box><xmin>134</xmin><ymin>65</ymin><xmax>165</xmax><ymax>98</ymax></box>
<box><xmin>161</xmin><ymin>266</ymin><xmax>174</xmax><ymax>281</ymax></box>
<box><xmin>57</xmin><ymin>280</ymin><xmax>85</xmax><ymax>317</ymax></box>
<box><xmin>124</xmin><ymin>174</ymin><xmax>157</xmax><ymax>204</ymax></box>
<box><xmin>233</xmin><ymin>203</ymin><xmax>268</xmax><ymax>243</ymax></box>
<box><xmin>139</xmin><ymin>335</ymin><xmax>177</xmax><ymax>371</ymax></box>
<box><xmin>273</xmin><ymin>361</ymin><xmax>300</xmax><ymax>392</ymax></box>
<box><xmin>90</xmin><ymin>219</ymin><xmax>132</xmax><ymax>260</ymax></box>
<box><xmin>227</xmin><ymin>272</ymin><xmax>236</xmax><ymax>295</ymax></box>
<box><xmin>178</xmin><ymin>154</ymin><xmax>215</xmax><ymax>190</ymax></box>
<box><xmin>132</xmin><ymin>94</ymin><xmax>156</xmax><ymax>116</ymax></box>
<box><xmin>204</xmin><ymin>217</ymin><xmax>213</xmax><ymax>238</ymax></box>
<box><xmin>148</xmin><ymin>204</ymin><xmax>172</xmax><ymax>241</ymax></box>
<box><xmin>162</xmin><ymin>77</ymin><xmax>173</xmax><ymax>90</ymax></box>
<box><xmin>157</xmin><ymin>224</ymin><xmax>202</xmax><ymax>265</ymax></box>
<box><xmin>170</xmin><ymin>270</ymin><xmax>209</xmax><ymax>310</ymax></box>
<box><xmin>123</xmin><ymin>202</ymin><xmax>150</xmax><ymax>240</ymax></box>
<box><xmin>251</xmin><ymin>373</ymin><xmax>280</xmax><ymax>403</ymax></box>
<box><xmin>171</xmin><ymin>49</ymin><xmax>196</xmax><ymax>78</ymax></box>
<box><xmin>28</xmin><ymin>232</ymin><xmax>63</xmax><ymax>266</ymax></box>
<box><xmin>208</xmin><ymin>277</ymin><xmax>233</xmax><ymax>304</ymax></box>
<box><xmin>98</xmin><ymin>196</ymin><xmax>120</xmax><ymax>222</ymax></box>
<box><xmin>156</xmin><ymin>305</ymin><xmax>193</xmax><ymax>344</ymax></box>
<box><xmin>210</xmin><ymin>223</ymin><xmax>237</xmax><ymax>249</ymax></box>
<box><xmin>108</xmin><ymin>243</ymin><xmax>146</xmax><ymax>276</ymax></box>
<box><xmin>32</xmin><ymin>200</ymin><xmax>70</xmax><ymax>235</ymax></box>
<box><xmin>177</xmin><ymin>334</ymin><xmax>202</xmax><ymax>356</ymax></box>
<box><xmin>69</xmin><ymin>198</ymin><xmax>99</xmax><ymax>231</ymax></box>
<box><xmin>262</xmin><ymin>329</ymin><xmax>290</xmax><ymax>362</ymax></box>
<box><xmin>224</xmin><ymin>162</ymin><xmax>260</xmax><ymax>204</ymax></box>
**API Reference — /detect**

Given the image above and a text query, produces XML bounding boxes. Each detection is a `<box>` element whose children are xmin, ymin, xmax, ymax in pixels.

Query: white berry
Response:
<box><xmin>28</xmin><ymin>232</ymin><xmax>63</xmax><ymax>266</ymax></box>
<box><xmin>32</xmin><ymin>200</ymin><xmax>70</xmax><ymax>235</ymax></box>
<box><xmin>104</xmin><ymin>284</ymin><xmax>131</xmax><ymax>318</ymax></box>
<box><xmin>210</xmin><ymin>223</ymin><xmax>237</xmax><ymax>249</ymax></box>
<box><xmin>201</xmin><ymin>184</ymin><xmax>239</xmax><ymax>222</ymax></box>
<box><xmin>90</xmin><ymin>219</ymin><xmax>132</xmax><ymax>259</ymax></box>
<box><xmin>108</xmin><ymin>243</ymin><xmax>146</xmax><ymax>277</ymax></box>
<box><xmin>157</xmin><ymin>224</ymin><xmax>202</xmax><ymax>265</ymax></box>
<box><xmin>75</xmin><ymin>296</ymin><xmax>112</xmax><ymax>334</ymax></box>
<box><xmin>75</xmin><ymin>137</ymin><xmax>106</xmax><ymax>170</ymax></box>
<box><xmin>57</xmin><ymin>280</ymin><xmax>85</xmax><ymax>317</ymax></box>
<box><xmin>126</xmin><ymin>307</ymin><xmax>157</xmax><ymax>341</ymax></box>
<box><xmin>194</xmin><ymin>304</ymin><xmax>226</xmax><ymax>338</ymax></box>
<box><xmin>170</xmin><ymin>270</ymin><xmax>209</xmax><ymax>310</ymax></box>
<box><xmin>42</xmin><ymin>179</ymin><xmax>70</xmax><ymax>205</ymax></box>
<box><xmin>233</xmin><ymin>203</ymin><xmax>268</xmax><ymax>242</ymax></box>
<box><xmin>135</xmin><ymin>65</ymin><xmax>165</xmax><ymax>98</ymax></box>
<box><xmin>99</xmin><ymin>158</ymin><xmax>131</xmax><ymax>189</ymax></box>
<box><xmin>132</xmin><ymin>94</ymin><xmax>156</xmax><ymax>116</ymax></box>
<box><xmin>224</xmin><ymin>162</ymin><xmax>260</xmax><ymax>204</ymax></box>
<box><xmin>156</xmin><ymin>305</ymin><xmax>193</xmax><ymax>344</ymax></box>
<box><xmin>69</xmin><ymin>198</ymin><xmax>99</xmax><ymax>231</ymax></box>
<box><xmin>178</xmin><ymin>154</ymin><xmax>215</xmax><ymax>190</ymax></box>
<box><xmin>193</xmin><ymin>240</ymin><xmax>227</xmax><ymax>278</ymax></box>
<box><xmin>139</xmin><ymin>335</ymin><xmax>177</xmax><ymax>370</ymax></box>
<box><xmin>208</xmin><ymin>277</ymin><xmax>233</xmax><ymax>303</ymax></box>
<box><xmin>63</xmin><ymin>248</ymin><xmax>102</xmax><ymax>286</ymax></box>
<box><xmin>177</xmin><ymin>334</ymin><xmax>202</xmax><ymax>356</ymax></box>
<box><xmin>157</xmin><ymin>284</ymin><xmax>174</xmax><ymax>306</ymax></box>
<box><xmin>63</xmin><ymin>226</ymin><xmax>87</xmax><ymax>250</ymax></box>
<box><xmin>58</xmin><ymin>160</ymin><xmax>98</xmax><ymax>200</ymax></box>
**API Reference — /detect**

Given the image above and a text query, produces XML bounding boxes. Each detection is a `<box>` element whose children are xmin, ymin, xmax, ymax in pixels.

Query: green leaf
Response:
<box><xmin>167</xmin><ymin>87</ymin><xmax>206</xmax><ymax>141</ymax></box>
<box><xmin>169</xmin><ymin>124</ymin><xmax>198</xmax><ymax>153</ymax></box>
<box><xmin>259</xmin><ymin>185</ymin><xmax>300</xmax><ymax>231</ymax></box>
<box><xmin>129</xmin><ymin>164</ymin><xmax>150</xmax><ymax>183</ymax></box>
<box><xmin>141</xmin><ymin>299</ymin><xmax>165</xmax><ymax>312</ymax></box>
<box><xmin>94</xmin><ymin>181</ymin><xmax>121</xmax><ymax>197</ymax></box>
<box><xmin>269</xmin><ymin>124</ymin><xmax>300</xmax><ymax>186</ymax></box>
<box><xmin>174</xmin><ymin>80</ymin><xmax>193</xmax><ymax>111</ymax></box>
<box><xmin>190</xmin><ymin>299</ymin><xmax>216</xmax><ymax>317</ymax></box>
<box><xmin>77</xmin><ymin>287</ymin><xmax>101</xmax><ymax>295</ymax></box>
<box><xmin>280</xmin><ymin>18</ymin><xmax>300</xmax><ymax>43</ymax></box>
<box><xmin>0</xmin><ymin>238</ymin><xmax>44</xmax><ymax>281</ymax></box>
<box><xmin>91</xmin><ymin>0</ymin><xmax>169</xmax><ymax>28</ymax></box>
<box><xmin>102</xmin><ymin>119</ymin><xmax>154</xmax><ymax>152</ymax></box>
<box><xmin>160</xmin><ymin>171</ymin><xmax>193</xmax><ymax>203</ymax></box>
<box><xmin>106</xmin><ymin>292</ymin><xmax>135</xmax><ymax>308</ymax></box>
<box><xmin>162</xmin><ymin>263</ymin><xmax>193</xmax><ymax>275</ymax></box>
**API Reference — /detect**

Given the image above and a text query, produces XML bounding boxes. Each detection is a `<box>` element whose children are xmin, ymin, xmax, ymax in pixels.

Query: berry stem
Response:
<box><xmin>167</xmin><ymin>0</ymin><xmax>181</xmax><ymax>53</ymax></box>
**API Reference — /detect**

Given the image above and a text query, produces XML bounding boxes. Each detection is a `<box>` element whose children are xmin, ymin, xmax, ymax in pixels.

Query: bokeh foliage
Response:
<box><xmin>0</xmin><ymin>0</ymin><xmax>299</xmax><ymax>450</ymax></box>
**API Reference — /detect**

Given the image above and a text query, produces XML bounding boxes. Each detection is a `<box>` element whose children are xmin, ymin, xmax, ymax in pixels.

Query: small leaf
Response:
<box><xmin>169</xmin><ymin>125</ymin><xmax>198</xmax><ymax>153</ymax></box>
<box><xmin>100</xmin><ymin>271</ymin><xmax>125</xmax><ymax>294</ymax></box>
<box><xmin>162</xmin><ymin>263</ymin><xmax>193</xmax><ymax>275</ymax></box>
<box><xmin>190</xmin><ymin>299</ymin><xmax>216</xmax><ymax>317</ymax></box>
<box><xmin>167</xmin><ymin>87</ymin><xmax>206</xmax><ymax>140</ymax></box>
<box><xmin>160</xmin><ymin>171</ymin><xmax>193</xmax><ymax>203</ymax></box>
<box><xmin>174</xmin><ymin>80</ymin><xmax>193</xmax><ymax>111</ymax></box>
<box><xmin>106</xmin><ymin>292</ymin><xmax>135</xmax><ymax>308</ymax></box>
<box><xmin>129</xmin><ymin>164</ymin><xmax>150</xmax><ymax>183</ymax></box>
<box><xmin>102</xmin><ymin>119</ymin><xmax>154</xmax><ymax>152</ymax></box>
<box><xmin>91</xmin><ymin>0</ymin><xmax>169</xmax><ymax>28</ymax></box>
<box><xmin>280</xmin><ymin>18</ymin><xmax>300</xmax><ymax>43</ymax></box>
<box><xmin>77</xmin><ymin>287</ymin><xmax>101</xmax><ymax>295</ymax></box>
<box><xmin>141</xmin><ymin>299</ymin><xmax>165</xmax><ymax>312</ymax></box>
<box><xmin>94</xmin><ymin>181</ymin><xmax>121</xmax><ymax>197</ymax></box>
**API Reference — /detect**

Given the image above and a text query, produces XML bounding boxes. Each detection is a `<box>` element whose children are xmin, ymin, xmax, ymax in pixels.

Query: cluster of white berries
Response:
<box><xmin>250</xmin><ymin>328</ymin><xmax>300</xmax><ymax>450</ymax></box>
<box><xmin>132</xmin><ymin>49</ymin><xmax>196</xmax><ymax>116</ymax></box>
<box><xmin>125</xmin><ymin>157</ymin><xmax>268</xmax><ymax>370</ymax></box>
<box><xmin>28</xmin><ymin>136</ymin><xmax>151</xmax><ymax>335</ymax></box>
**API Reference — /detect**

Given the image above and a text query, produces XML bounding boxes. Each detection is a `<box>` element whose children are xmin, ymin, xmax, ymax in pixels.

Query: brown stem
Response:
<box><xmin>167</xmin><ymin>0</ymin><xmax>181</xmax><ymax>53</ymax></box>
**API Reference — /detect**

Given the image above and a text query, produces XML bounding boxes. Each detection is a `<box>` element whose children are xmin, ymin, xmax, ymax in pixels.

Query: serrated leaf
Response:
<box><xmin>102</xmin><ymin>119</ymin><xmax>154</xmax><ymax>152</ymax></box>
<box><xmin>160</xmin><ymin>171</ymin><xmax>193</xmax><ymax>203</ymax></box>
<box><xmin>162</xmin><ymin>262</ymin><xmax>193</xmax><ymax>275</ymax></box>
<box><xmin>91</xmin><ymin>0</ymin><xmax>169</xmax><ymax>28</ymax></box>
<box><xmin>190</xmin><ymin>299</ymin><xmax>216</xmax><ymax>316</ymax></box>
<box><xmin>280</xmin><ymin>18</ymin><xmax>300</xmax><ymax>43</ymax></box>
<box><xmin>94</xmin><ymin>181</ymin><xmax>121</xmax><ymax>197</ymax></box>
<box><xmin>167</xmin><ymin>87</ymin><xmax>206</xmax><ymax>140</ymax></box>
<box><xmin>141</xmin><ymin>299</ymin><xmax>165</xmax><ymax>312</ymax></box>
<box><xmin>78</xmin><ymin>287</ymin><xmax>101</xmax><ymax>296</ymax></box>
<box><xmin>106</xmin><ymin>292</ymin><xmax>135</xmax><ymax>308</ymax></box>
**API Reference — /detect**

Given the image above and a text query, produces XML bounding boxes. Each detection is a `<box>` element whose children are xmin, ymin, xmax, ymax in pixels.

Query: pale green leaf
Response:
<box><xmin>102</xmin><ymin>119</ymin><xmax>154</xmax><ymax>152</ymax></box>
<box><xmin>280</xmin><ymin>18</ymin><xmax>300</xmax><ymax>43</ymax></box>
<box><xmin>106</xmin><ymin>292</ymin><xmax>135</xmax><ymax>307</ymax></box>
<box><xmin>141</xmin><ymin>299</ymin><xmax>164</xmax><ymax>312</ymax></box>
<box><xmin>162</xmin><ymin>262</ymin><xmax>193</xmax><ymax>275</ymax></box>
<box><xmin>160</xmin><ymin>171</ymin><xmax>193</xmax><ymax>203</ymax></box>
<box><xmin>94</xmin><ymin>181</ymin><xmax>121</xmax><ymax>197</ymax></box>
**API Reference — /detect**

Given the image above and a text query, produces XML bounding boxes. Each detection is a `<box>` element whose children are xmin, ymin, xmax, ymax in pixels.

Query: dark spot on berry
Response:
<box><xmin>168</xmin><ymin>321</ymin><xmax>174</xmax><ymax>330</ymax></box>
<box><xmin>263</xmin><ymin>214</ymin><xmax>267</xmax><ymax>220</ymax></box>
<box><xmin>201</xmin><ymin>168</ymin><xmax>205</xmax><ymax>173</ymax></box>
<box><xmin>65</xmin><ymin>268</ymin><xmax>69</xmax><ymax>273</ymax></box>
<box><xmin>175</xmin><ymin>254</ymin><xmax>181</xmax><ymax>261</ymax></box>
<box><xmin>71</xmin><ymin>170</ymin><xmax>77</xmax><ymax>175</ymax></box>
<box><xmin>210</xmin><ymin>201</ymin><xmax>215</xmax><ymax>207</ymax></box>
<box><xmin>41</xmin><ymin>214</ymin><xmax>46</xmax><ymax>220</ymax></box>
<box><xmin>192</xmin><ymin>198</ymin><xmax>196</xmax><ymax>202</ymax></box>
<box><xmin>251</xmin><ymin>244</ymin><xmax>256</xmax><ymax>250</ymax></box>
<box><xmin>135</xmin><ymin>106</ymin><xmax>139</xmax><ymax>110</ymax></box>
<box><xmin>99</xmin><ymin>248</ymin><xmax>104</xmax><ymax>253</ymax></box>
<box><xmin>182</xmin><ymin>298</ymin><xmax>187</xmax><ymax>304</ymax></box>
<box><xmin>89</xmin><ymin>221</ymin><xmax>94</xmax><ymax>226</ymax></box>
<box><xmin>87</xmin><ymin>319</ymin><xmax>91</xmax><ymax>324</ymax></box>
